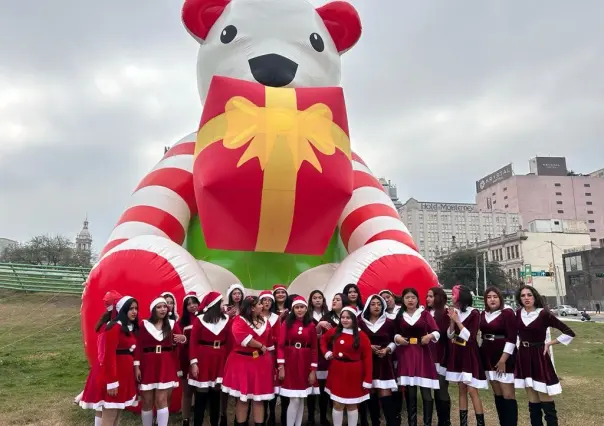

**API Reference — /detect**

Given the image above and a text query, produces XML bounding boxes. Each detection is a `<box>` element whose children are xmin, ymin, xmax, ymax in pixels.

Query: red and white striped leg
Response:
<box><xmin>326</xmin><ymin>152</ymin><xmax>437</xmax><ymax>301</ymax></box>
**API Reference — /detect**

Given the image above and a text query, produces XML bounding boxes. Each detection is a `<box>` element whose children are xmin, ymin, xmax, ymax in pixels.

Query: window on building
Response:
<box><xmin>505</xmin><ymin>204</ymin><xmax>509</xmax><ymax>208</ymax></box>
<box><xmin>565</xmin><ymin>255</ymin><xmax>583</xmax><ymax>271</ymax></box>
<box><xmin>600</xmin><ymin>239</ymin><xmax>604</xmax><ymax>248</ymax></box>
<box><xmin>493</xmin><ymin>200</ymin><xmax>497</xmax><ymax>204</ymax></box>
<box><xmin>506</xmin><ymin>247</ymin><xmax>510</xmax><ymax>259</ymax></box>
<box><xmin>589</xmin><ymin>220</ymin><xmax>595</xmax><ymax>223</ymax></box>
<box><xmin>503</xmin><ymin>187</ymin><xmax>508</xmax><ymax>192</ymax></box>
<box><xmin>586</xmin><ymin>193</ymin><xmax>592</xmax><ymax>196</ymax></box>
<box><xmin>504</xmin><ymin>196</ymin><xmax>508</xmax><ymax>200</ymax></box>
<box><xmin>515</xmin><ymin>245</ymin><xmax>519</xmax><ymax>258</ymax></box>
<box><xmin>556</xmin><ymin>201</ymin><xmax>563</xmax><ymax>205</ymax></box>
<box><xmin>590</xmin><ymin>229</ymin><xmax>596</xmax><ymax>232</ymax></box>
<box><xmin>557</xmin><ymin>210</ymin><xmax>564</xmax><ymax>213</ymax></box>
<box><xmin>587</xmin><ymin>201</ymin><xmax>593</xmax><ymax>205</ymax></box>
<box><xmin>588</xmin><ymin>210</ymin><xmax>594</xmax><ymax>214</ymax></box>
<box><xmin>554</xmin><ymin>183</ymin><xmax>561</xmax><ymax>187</ymax></box>
<box><xmin>555</xmin><ymin>192</ymin><xmax>562</xmax><ymax>196</ymax></box>
<box><xmin>584</xmin><ymin>183</ymin><xmax>591</xmax><ymax>187</ymax></box>
<box><xmin>498</xmin><ymin>248</ymin><xmax>503</xmax><ymax>260</ymax></box>
<box><xmin>591</xmin><ymin>238</ymin><xmax>597</xmax><ymax>242</ymax></box>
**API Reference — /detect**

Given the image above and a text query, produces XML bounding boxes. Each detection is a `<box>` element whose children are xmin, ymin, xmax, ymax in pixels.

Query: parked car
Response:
<box><xmin>552</xmin><ymin>305</ymin><xmax>579</xmax><ymax>316</ymax></box>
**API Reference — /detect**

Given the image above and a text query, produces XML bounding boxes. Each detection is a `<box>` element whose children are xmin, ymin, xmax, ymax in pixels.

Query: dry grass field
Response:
<box><xmin>1</xmin><ymin>290</ymin><xmax>603</xmax><ymax>425</ymax></box>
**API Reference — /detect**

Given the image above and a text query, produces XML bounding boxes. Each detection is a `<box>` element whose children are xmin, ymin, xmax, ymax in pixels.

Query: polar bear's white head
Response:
<box><xmin>182</xmin><ymin>0</ymin><xmax>362</xmax><ymax>102</ymax></box>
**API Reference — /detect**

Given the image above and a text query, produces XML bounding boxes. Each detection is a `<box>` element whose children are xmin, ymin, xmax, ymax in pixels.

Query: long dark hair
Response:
<box><xmin>179</xmin><ymin>296</ymin><xmax>200</xmax><ymax>328</ymax></box>
<box><xmin>330</xmin><ymin>309</ymin><xmax>360</xmax><ymax>350</ymax></box>
<box><xmin>149</xmin><ymin>302</ymin><xmax>173</xmax><ymax>340</ymax></box>
<box><xmin>342</xmin><ymin>283</ymin><xmax>364</xmax><ymax>310</ymax></box>
<box><xmin>228</xmin><ymin>288</ymin><xmax>244</xmax><ymax>307</ymax></box>
<box><xmin>484</xmin><ymin>286</ymin><xmax>505</xmax><ymax>313</ymax></box>
<box><xmin>363</xmin><ymin>295</ymin><xmax>385</xmax><ymax>321</ymax></box>
<box><xmin>515</xmin><ymin>285</ymin><xmax>546</xmax><ymax>310</ymax></box>
<box><xmin>285</xmin><ymin>303</ymin><xmax>312</xmax><ymax>329</ymax></box>
<box><xmin>399</xmin><ymin>288</ymin><xmax>420</xmax><ymax>313</ymax></box>
<box><xmin>95</xmin><ymin>311</ymin><xmax>112</xmax><ymax>332</ymax></box>
<box><xmin>202</xmin><ymin>301</ymin><xmax>227</xmax><ymax>324</ymax></box>
<box><xmin>240</xmin><ymin>296</ymin><xmax>264</xmax><ymax>328</ymax></box>
<box><xmin>454</xmin><ymin>285</ymin><xmax>473</xmax><ymax>313</ymax></box>
<box><xmin>271</xmin><ymin>290</ymin><xmax>292</xmax><ymax>314</ymax></box>
<box><xmin>106</xmin><ymin>298</ymin><xmax>139</xmax><ymax>335</ymax></box>
<box><xmin>327</xmin><ymin>293</ymin><xmax>344</xmax><ymax>324</ymax></box>
<box><xmin>427</xmin><ymin>286</ymin><xmax>448</xmax><ymax>322</ymax></box>
<box><xmin>309</xmin><ymin>290</ymin><xmax>329</xmax><ymax>317</ymax></box>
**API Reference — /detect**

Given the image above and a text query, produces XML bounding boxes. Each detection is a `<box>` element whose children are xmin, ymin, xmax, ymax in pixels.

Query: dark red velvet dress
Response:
<box><xmin>428</xmin><ymin>308</ymin><xmax>450</xmax><ymax>376</ymax></box>
<box><xmin>479</xmin><ymin>308</ymin><xmax>517</xmax><ymax>384</ymax></box>
<box><xmin>359</xmin><ymin>313</ymin><xmax>397</xmax><ymax>390</ymax></box>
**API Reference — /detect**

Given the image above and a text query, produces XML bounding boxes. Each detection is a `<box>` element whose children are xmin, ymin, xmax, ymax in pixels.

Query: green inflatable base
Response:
<box><xmin>185</xmin><ymin>215</ymin><xmax>347</xmax><ymax>290</ymax></box>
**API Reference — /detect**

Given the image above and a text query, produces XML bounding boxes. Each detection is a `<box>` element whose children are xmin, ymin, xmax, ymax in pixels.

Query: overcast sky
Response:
<box><xmin>1</xmin><ymin>0</ymin><xmax>603</xmax><ymax>253</ymax></box>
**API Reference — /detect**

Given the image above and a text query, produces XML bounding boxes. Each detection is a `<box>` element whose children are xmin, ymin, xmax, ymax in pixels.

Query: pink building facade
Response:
<box><xmin>476</xmin><ymin>175</ymin><xmax>604</xmax><ymax>248</ymax></box>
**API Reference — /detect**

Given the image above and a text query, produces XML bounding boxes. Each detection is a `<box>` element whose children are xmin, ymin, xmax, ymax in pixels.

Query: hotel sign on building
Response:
<box><xmin>475</xmin><ymin>164</ymin><xmax>513</xmax><ymax>193</ymax></box>
<box><xmin>419</xmin><ymin>203</ymin><xmax>477</xmax><ymax>213</ymax></box>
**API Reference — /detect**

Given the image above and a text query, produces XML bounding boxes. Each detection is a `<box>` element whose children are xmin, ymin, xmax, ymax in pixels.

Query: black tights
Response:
<box><xmin>435</xmin><ymin>375</ymin><xmax>450</xmax><ymax>402</ymax></box>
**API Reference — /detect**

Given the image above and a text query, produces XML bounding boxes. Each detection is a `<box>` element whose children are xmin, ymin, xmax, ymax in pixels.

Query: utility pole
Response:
<box><xmin>475</xmin><ymin>252</ymin><xmax>479</xmax><ymax>295</ymax></box>
<box><xmin>483</xmin><ymin>251</ymin><xmax>487</xmax><ymax>293</ymax></box>
<box><xmin>548</xmin><ymin>241</ymin><xmax>562</xmax><ymax>306</ymax></box>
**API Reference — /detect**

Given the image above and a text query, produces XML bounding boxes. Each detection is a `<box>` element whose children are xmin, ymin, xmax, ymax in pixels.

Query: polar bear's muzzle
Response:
<box><xmin>248</xmin><ymin>54</ymin><xmax>298</xmax><ymax>87</ymax></box>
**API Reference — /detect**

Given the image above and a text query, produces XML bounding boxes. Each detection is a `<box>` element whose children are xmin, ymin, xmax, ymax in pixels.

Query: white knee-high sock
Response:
<box><xmin>332</xmin><ymin>408</ymin><xmax>344</xmax><ymax>426</ymax></box>
<box><xmin>141</xmin><ymin>410</ymin><xmax>154</xmax><ymax>426</ymax></box>
<box><xmin>295</xmin><ymin>398</ymin><xmax>304</xmax><ymax>426</ymax></box>
<box><xmin>287</xmin><ymin>397</ymin><xmax>301</xmax><ymax>426</ymax></box>
<box><xmin>156</xmin><ymin>407</ymin><xmax>169</xmax><ymax>426</ymax></box>
<box><xmin>94</xmin><ymin>414</ymin><xmax>102</xmax><ymax>426</ymax></box>
<box><xmin>347</xmin><ymin>409</ymin><xmax>359</xmax><ymax>426</ymax></box>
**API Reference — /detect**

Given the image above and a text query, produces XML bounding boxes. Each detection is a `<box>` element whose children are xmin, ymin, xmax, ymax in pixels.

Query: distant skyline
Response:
<box><xmin>2</xmin><ymin>0</ymin><xmax>603</xmax><ymax>252</ymax></box>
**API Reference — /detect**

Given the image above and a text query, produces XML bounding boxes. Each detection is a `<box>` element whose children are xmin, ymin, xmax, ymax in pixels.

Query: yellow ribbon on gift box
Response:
<box><xmin>195</xmin><ymin>86</ymin><xmax>351</xmax><ymax>253</ymax></box>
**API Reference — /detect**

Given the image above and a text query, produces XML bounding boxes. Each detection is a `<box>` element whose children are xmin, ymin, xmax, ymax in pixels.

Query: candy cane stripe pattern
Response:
<box><xmin>100</xmin><ymin>132</ymin><xmax>197</xmax><ymax>257</ymax></box>
<box><xmin>338</xmin><ymin>152</ymin><xmax>417</xmax><ymax>253</ymax></box>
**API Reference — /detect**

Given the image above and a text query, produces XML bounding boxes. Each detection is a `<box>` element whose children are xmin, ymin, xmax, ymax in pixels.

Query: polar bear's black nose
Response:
<box><xmin>249</xmin><ymin>54</ymin><xmax>298</xmax><ymax>87</ymax></box>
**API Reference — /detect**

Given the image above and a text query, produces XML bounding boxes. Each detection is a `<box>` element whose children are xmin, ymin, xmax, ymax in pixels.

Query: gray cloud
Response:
<box><xmin>1</xmin><ymin>0</ymin><xmax>603</xmax><ymax>252</ymax></box>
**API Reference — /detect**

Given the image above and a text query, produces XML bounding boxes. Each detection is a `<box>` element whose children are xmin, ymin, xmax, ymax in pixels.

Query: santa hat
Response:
<box><xmin>199</xmin><ymin>291</ymin><xmax>223</xmax><ymax>313</ymax></box>
<box><xmin>115</xmin><ymin>295</ymin><xmax>133</xmax><ymax>313</ymax></box>
<box><xmin>161</xmin><ymin>291</ymin><xmax>177</xmax><ymax>310</ymax></box>
<box><xmin>291</xmin><ymin>296</ymin><xmax>307</xmax><ymax>308</ymax></box>
<box><xmin>150</xmin><ymin>297</ymin><xmax>168</xmax><ymax>311</ymax></box>
<box><xmin>272</xmin><ymin>284</ymin><xmax>288</xmax><ymax>294</ymax></box>
<box><xmin>183</xmin><ymin>291</ymin><xmax>199</xmax><ymax>305</ymax></box>
<box><xmin>226</xmin><ymin>283</ymin><xmax>245</xmax><ymax>301</ymax></box>
<box><xmin>341</xmin><ymin>306</ymin><xmax>358</xmax><ymax>317</ymax></box>
<box><xmin>258</xmin><ymin>290</ymin><xmax>274</xmax><ymax>301</ymax></box>
<box><xmin>379</xmin><ymin>289</ymin><xmax>394</xmax><ymax>297</ymax></box>
<box><xmin>103</xmin><ymin>290</ymin><xmax>122</xmax><ymax>312</ymax></box>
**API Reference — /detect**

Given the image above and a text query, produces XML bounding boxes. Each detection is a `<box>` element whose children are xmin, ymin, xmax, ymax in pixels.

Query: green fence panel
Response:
<box><xmin>0</xmin><ymin>262</ymin><xmax>91</xmax><ymax>295</ymax></box>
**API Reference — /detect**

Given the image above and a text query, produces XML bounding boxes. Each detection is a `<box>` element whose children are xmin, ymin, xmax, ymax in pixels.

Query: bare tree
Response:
<box><xmin>0</xmin><ymin>234</ymin><xmax>92</xmax><ymax>267</ymax></box>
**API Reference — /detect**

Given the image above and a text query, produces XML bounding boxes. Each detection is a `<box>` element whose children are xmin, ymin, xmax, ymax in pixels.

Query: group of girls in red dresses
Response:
<box><xmin>80</xmin><ymin>280</ymin><xmax>575</xmax><ymax>426</ymax></box>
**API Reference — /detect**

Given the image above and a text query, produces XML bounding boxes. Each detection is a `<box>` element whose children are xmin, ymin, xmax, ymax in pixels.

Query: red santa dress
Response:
<box><xmin>137</xmin><ymin>319</ymin><xmax>182</xmax><ymax>391</ymax></box>
<box><xmin>479</xmin><ymin>307</ymin><xmax>517</xmax><ymax>384</ymax></box>
<box><xmin>178</xmin><ymin>323</ymin><xmax>193</xmax><ymax>379</ymax></box>
<box><xmin>321</xmin><ymin>328</ymin><xmax>373</xmax><ymax>404</ymax></box>
<box><xmin>277</xmin><ymin>318</ymin><xmax>319</xmax><ymax>397</ymax></box>
<box><xmin>445</xmin><ymin>307</ymin><xmax>488</xmax><ymax>389</ymax></box>
<box><xmin>428</xmin><ymin>308</ymin><xmax>450</xmax><ymax>376</ymax></box>
<box><xmin>359</xmin><ymin>307</ymin><xmax>398</xmax><ymax>390</ymax></box>
<box><xmin>267</xmin><ymin>312</ymin><xmax>281</xmax><ymax>393</ymax></box>
<box><xmin>312</xmin><ymin>311</ymin><xmax>330</xmax><ymax>380</ymax></box>
<box><xmin>514</xmin><ymin>308</ymin><xmax>575</xmax><ymax>395</ymax></box>
<box><xmin>394</xmin><ymin>308</ymin><xmax>440</xmax><ymax>389</ymax></box>
<box><xmin>188</xmin><ymin>314</ymin><xmax>232</xmax><ymax>388</ymax></box>
<box><xmin>221</xmin><ymin>316</ymin><xmax>276</xmax><ymax>401</ymax></box>
<box><xmin>79</xmin><ymin>322</ymin><xmax>139</xmax><ymax>410</ymax></box>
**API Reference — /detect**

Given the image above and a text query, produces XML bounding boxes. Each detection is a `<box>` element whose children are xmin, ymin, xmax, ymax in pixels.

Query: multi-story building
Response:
<box><xmin>0</xmin><ymin>238</ymin><xmax>17</xmax><ymax>254</ymax></box>
<box><xmin>399</xmin><ymin>198</ymin><xmax>521</xmax><ymax>267</ymax></box>
<box><xmin>562</xmin><ymin>246</ymin><xmax>604</xmax><ymax>310</ymax></box>
<box><xmin>379</xmin><ymin>178</ymin><xmax>403</xmax><ymax>209</ymax></box>
<box><xmin>475</xmin><ymin>157</ymin><xmax>604</xmax><ymax>248</ymax></box>
<box><xmin>435</xmin><ymin>219</ymin><xmax>592</xmax><ymax>305</ymax></box>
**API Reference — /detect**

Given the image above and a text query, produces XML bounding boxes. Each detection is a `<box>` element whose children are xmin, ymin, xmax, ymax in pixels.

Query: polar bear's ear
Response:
<box><xmin>316</xmin><ymin>1</ymin><xmax>362</xmax><ymax>54</ymax></box>
<box><xmin>182</xmin><ymin>0</ymin><xmax>230</xmax><ymax>42</ymax></box>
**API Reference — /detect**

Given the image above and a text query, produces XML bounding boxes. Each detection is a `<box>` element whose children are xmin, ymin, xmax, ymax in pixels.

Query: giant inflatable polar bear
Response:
<box><xmin>81</xmin><ymin>0</ymin><xmax>437</xmax><ymax>363</ymax></box>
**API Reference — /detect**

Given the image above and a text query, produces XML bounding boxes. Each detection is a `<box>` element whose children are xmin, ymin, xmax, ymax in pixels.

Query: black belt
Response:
<box><xmin>199</xmin><ymin>339</ymin><xmax>225</xmax><ymax>348</ymax></box>
<box><xmin>285</xmin><ymin>341</ymin><xmax>311</xmax><ymax>349</ymax></box>
<box><xmin>143</xmin><ymin>346</ymin><xmax>173</xmax><ymax>353</ymax></box>
<box><xmin>116</xmin><ymin>349</ymin><xmax>133</xmax><ymax>355</ymax></box>
<box><xmin>236</xmin><ymin>350</ymin><xmax>264</xmax><ymax>358</ymax></box>
<box><xmin>521</xmin><ymin>341</ymin><xmax>544</xmax><ymax>348</ymax></box>
<box><xmin>332</xmin><ymin>356</ymin><xmax>357</xmax><ymax>363</ymax></box>
<box><xmin>483</xmin><ymin>334</ymin><xmax>506</xmax><ymax>341</ymax></box>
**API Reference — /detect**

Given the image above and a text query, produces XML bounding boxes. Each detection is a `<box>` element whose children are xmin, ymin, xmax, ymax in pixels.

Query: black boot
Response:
<box><xmin>183</xmin><ymin>419</ymin><xmax>190</xmax><ymax>426</ymax></box>
<box><xmin>209</xmin><ymin>390</ymin><xmax>221</xmax><ymax>426</ymax></box>
<box><xmin>280</xmin><ymin>396</ymin><xmax>289</xmax><ymax>426</ymax></box>
<box><xmin>440</xmin><ymin>400</ymin><xmax>451</xmax><ymax>426</ymax></box>
<box><xmin>255</xmin><ymin>423</ymin><xmax>265</xmax><ymax>426</ymax></box>
<box><xmin>541</xmin><ymin>402</ymin><xmax>558</xmax><ymax>426</ymax></box>
<box><xmin>422</xmin><ymin>399</ymin><xmax>433</xmax><ymax>426</ymax></box>
<box><xmin>319</xmin><ymin>390</ymin><xmax>330</xmax><ymax>426</ymax></box>
<box><xmin>392</xmin><ymin>390</ymin><xmax>403</xmax><ymax>426</ymax></box>
<box><xmin>359</xmin><ymin>400</ymin><xmax>369</xmax><ymax>426</ymax></box>
<box><xmin>369</xmin><ymin>393</ymin><xmax>381</xmax><ymax>425</ymax></box>
<box><xmin>194</xmin><ymin>391</ymin><xmax>208</xmax><ymax>426</ymax></box>
<box><xmin>267</xmin><ymin>399</ymin><xmax>277</xmax><ymax>426</ymax></box>
<box><xmin>380</xmin><ymin>395</ymin><xmax>396</xmax><ymax>426</ymax></box>
<box><xmin>405</xmin><ymin>387</ymin><xmax>418</xmax><ymax>426</ymax></box>
<box><xmin>528</xmin><ymin>402</ymin><xmax>543</xmax><ymax>426</ymax></box>
<box><xmin>459</xmin><ymin>410</ymin><xmax>468</xmax><ymax>426</ymax></box>
<box><xmin>307</xmin><ymin>395</ymin><xmax>316</xmax><ymax>426</ymax></box>
<box><xmin>494</xmin><ymin>395</ymin><xmax>505</xmax><ymax>426</ymax></box>
<box><xmin>504</xmin><ymin>398</ymin><xmax>518</xmax><ymax>426</ymax></box>
<box><xmin>475</xmin><ymin>413</ymin><xmax>485</xmax><ymax>426</ymax></box>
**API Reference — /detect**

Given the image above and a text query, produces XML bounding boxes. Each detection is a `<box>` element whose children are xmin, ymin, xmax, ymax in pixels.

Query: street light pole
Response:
<box><xmin>547</xmin><ymin>241</ymin><xmax>562</xmax><ymax>306</ymax></box>
<box><xmin>483</xmin><ymin>251</ymin><xmax>487</xmax><ymax>293</ymax></box>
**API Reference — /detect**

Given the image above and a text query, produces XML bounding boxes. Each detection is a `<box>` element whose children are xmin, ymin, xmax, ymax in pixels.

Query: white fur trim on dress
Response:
<box><xmin>107</xmin><ymin>381</ymin><xmax>119</xmax><ymax>390</ymax></box>
<box><xmin>316</xmin><ymin>370</ymin><xmax>328</xmax><ymax>380</ymax></box>
<box><xmin>242</xmin><ymin>334</ymin><xmax>253</xmax><ymax>346</ymax></box>
<box><xmin>486</xmin><ymin>370</ymin><xmax>515</xmax><ymax>384</ymax></box>
<box><xmin>458</xmin><ymin>328</ymin><xmax>470</xmax><ymax>342</ymax></box>
<box><xmin>371</xmin><ymin>379</ymin><xmax>398</xmax><ymax>391</ymax></box>
<box><xmin>139</xmin><ymin>381</ymin><xmax>179</xmax><ymax>391</ymax></box>
<box><xmin>515</xmin><ymin>377</ymin><xmax>562</xmax><ymax>395</ymax></box>
<box><xmin>279</xmin><ymin>386</ymin><xmax>320</xmax><ymax>397</ymax></box>
<box><xmin>445</xmin><ymin>371</ymin><xmax>488</xmax><ymax>389</ymax></box>
<box><xmin>79</xmin><ymin>393</ymin><xmax>139</xmax><ymax>411</ymax></box>
<box><xmin>324</xmin><ymin>351</ymin><xmax>333</xmax><ymax>360</ymax></box>
<box><xmin>557</xmin><ymin>334</ymin><xmax>573</xmax><ymax>345</ymax></box>
<box><xmin>188</xmin><ymin>377</ymin><xmax>223</xmax><ymax>389</ymax></box>
<box><xmin>203</xmin><ymin>294</ymin><xmax>223</xmax><ymax>312</ymax></box>
<box><xmin>504</xmin><ymin>342</ymin><xmax>516</xmax><ymax>355</ymax></box>
<box><xmin>397</xmin><ymin>376</ymin><xmax>440</xmax><ymax>389</ymax></box>
<box><xmin>325</xmin><ymin>388</ymin><xmax>370</xmax><ymax>404</ymax></box>
<box><xmin>221</xmin><ymin>386</ymin><xmax>275</xmax><ymax>402</ymax></box>
<box><xmin>435</xmin><ymin>363</ymin><xmax>447</xmax><ymax>376</ymax></box>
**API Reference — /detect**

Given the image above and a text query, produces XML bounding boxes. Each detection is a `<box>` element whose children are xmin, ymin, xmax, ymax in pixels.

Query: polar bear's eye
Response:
<box><xmin>309</xmin><ymin>33</ymin><xmax>324</xmax><ymax>52</ymax></box>
<box><xmin>220</xmin><ymin>25</ymin><xmax>238</xmax><ymax>44</ymax></box>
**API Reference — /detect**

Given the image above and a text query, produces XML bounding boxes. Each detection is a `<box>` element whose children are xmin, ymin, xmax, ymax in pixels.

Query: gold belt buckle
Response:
<box><xmin>453</xmin><ymin>337</ymin><xmax>466</xmax><ymax>347</ymax></box>
<box><xmin>294</xmin><ymin>342</ymin><xmax>302</xmax><ymax>349</ymax></box>
<box><xmin>213</xmin><ymin>340</ymin><xmax>221</xmax><ymax>349</ymax></box>
<box><xmin>252</xmin><ymin>351</ymin><xmax>259</xmax><ymax>359</ymax></box>
<box><xmin>155</xmin><ymin>345</ymin><xmax>162</xmax><ymax>354</ymax></box>
<box><xmin>409</xmin><ymin>338</ymin><xmax>418</xmax><ymax>345</ymax></box>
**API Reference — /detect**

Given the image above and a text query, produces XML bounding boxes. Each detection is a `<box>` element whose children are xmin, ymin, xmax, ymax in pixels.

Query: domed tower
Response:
<box><xmin>76</xmin><ymin>216</ymin><xmax>92</xmax><ymax>252</ymax></box>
